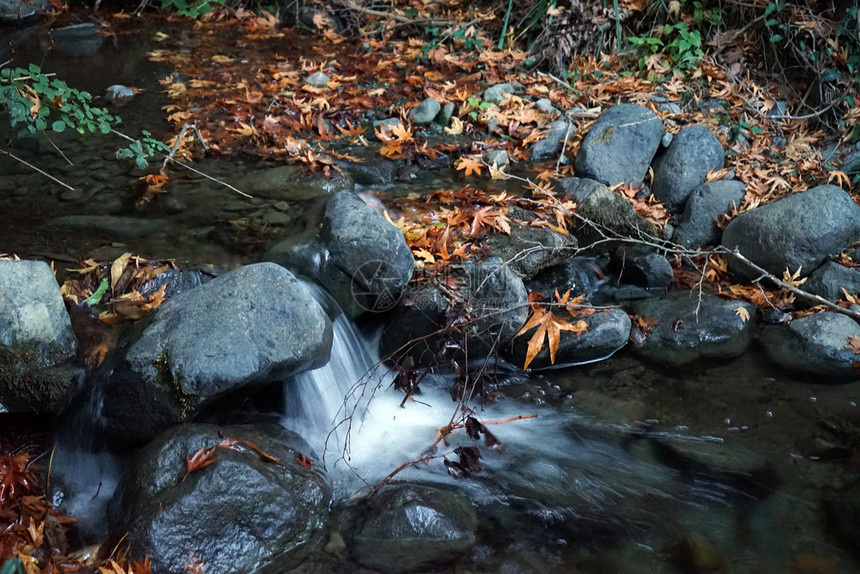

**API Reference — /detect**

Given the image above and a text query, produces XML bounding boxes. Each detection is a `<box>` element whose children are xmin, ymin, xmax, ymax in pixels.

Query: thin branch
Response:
<box><xmin>0</xmin><ymin>146</ymin><xmax>75</xmax><ymax>191</ymax></box>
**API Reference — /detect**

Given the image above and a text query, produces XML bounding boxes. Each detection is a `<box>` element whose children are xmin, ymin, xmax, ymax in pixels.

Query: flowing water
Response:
<box><xmin>2</xmin><ymin>17</ymin><xmax>860</xmax><ymax>573</ymax></box>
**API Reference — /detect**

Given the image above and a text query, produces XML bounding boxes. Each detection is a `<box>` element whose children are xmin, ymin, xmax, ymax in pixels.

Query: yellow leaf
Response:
<box><xmin>444</xmin><ymin>116</ymin><xmax>464</xmax><ymax>135</ymax></box>
<box><xmin>110</xmin><ymin>252</ymin><xmax>132</xmax><ymax>293</ymax></box>
<box><xmin>488</xmin><ymin>161</ymin><xmax>508</xmax><ymax>180</ymax></box>
<box><xmin>782</xmin><ymin>265</ymin><xmax>807</xmax><ymax>288</ymax></box>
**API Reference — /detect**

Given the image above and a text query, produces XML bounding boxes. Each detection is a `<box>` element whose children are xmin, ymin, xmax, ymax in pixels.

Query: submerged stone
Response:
<box><xmin>348</xmin><ymin>483</ymin><xmax>477</xmax><ymax>574</ymax></box>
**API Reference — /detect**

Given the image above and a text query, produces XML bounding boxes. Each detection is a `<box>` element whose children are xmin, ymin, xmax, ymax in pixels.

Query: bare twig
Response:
<box><xmin>0</xmin><ymin>146</ymin><xmax>75</xmax><ymax>191</ymax></box>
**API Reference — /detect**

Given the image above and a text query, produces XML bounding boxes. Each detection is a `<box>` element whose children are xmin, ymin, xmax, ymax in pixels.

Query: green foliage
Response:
<box><xmin>466</xmin><ymin>96</ymin><xmax>493</xmax><ymax>121</ymax></box>
<box><xmin>421</xmin><ymin>24</ymin><xmax>483</xmax><ymax>63</ymax></box>
<box><xmin>0</xmin><ymin>63</ymin><xmax>171</xmax><ymax>168</ymax></box>
<box><xmin>157</xmin><ymin>0</ymin><xmax>224</xmax><ymax>18</ymax></box>
<box><xmin>0</xmin><ymin>64</ymin><xmax>120</xmax><ymax>135</ymax></box>
<box><xmin>115</xmin><ymin>130</ymin><xmax>171</xmax><ymax>169</ymax></box>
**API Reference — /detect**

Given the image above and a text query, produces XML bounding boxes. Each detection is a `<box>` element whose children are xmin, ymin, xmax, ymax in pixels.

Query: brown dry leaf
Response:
<box><xmin>845</xmin><ymin>334</ymin><xmax>860</xmax><ymax>354</ymax></box>
<box><xmin>735</xmin><ymin>306</ymin><xmax>750</xmax><ymax>322</ymax></box>
<box><xmin>182</xmin><ymin>446</ymin><xmax>220</xmax><ymax>482</ymax></box>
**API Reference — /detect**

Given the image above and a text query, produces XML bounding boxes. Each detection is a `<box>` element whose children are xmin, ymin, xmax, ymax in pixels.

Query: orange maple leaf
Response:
<box><xmin>515</xmin><ymin>291</ymin><xmax>589</xmax><ymax>370</ymax></box>
<box><xmin>456</xmin><ymin>155</ymin><xmax>483</xmax><ymax>177</ymax></box>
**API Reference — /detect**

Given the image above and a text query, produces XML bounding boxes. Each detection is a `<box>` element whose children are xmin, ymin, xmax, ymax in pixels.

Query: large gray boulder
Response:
<box><xmin>574</xmin><ymin>104</ymin><xmax>663</xmax><ymax>188</ymax></box>
<box><xmin>348</xmin><ymin>483</ymin><xmax>477</xmax><ymax>574</ymax></box>
<box><xmin>109</xmin><ymin>422</ymin><xmax>331</xmax><ymax>574</ymax></box>
<box><xmin>721</xmin><ymin>185</ymin><xmax>860</xmax><ymax>278</ymax></box>
<box><xmin>319</xmin><ymin>191</ymin><xmax>414</xmax><ymax>317</ymax></box>
<box><xmin>672</xmin><ymin>180</ymin><xmax>745</xmax><ymax>248</ymax></box>
<box><xmin>0</xmin><ymin>260</ymin><xmax>80</xmax><ymax>412</ymax></box>
<box><xmin>630</xmin><ymin>291</ymin><xmax>756</xmax><ymax>367</ymax></box>
<box><xmin>650</xmin><ymin>125</ymin><xmax>725</xmax><ymax>213</ymax></box>
<box><xmin>101</xmin><ymin>263</ymin><xmax>332</xmax><ymax>444</ymax></box>
<box><xmin>759</xmin><ymin>312</ymin><xmax>860</xmax><ymax>379</ymax></box>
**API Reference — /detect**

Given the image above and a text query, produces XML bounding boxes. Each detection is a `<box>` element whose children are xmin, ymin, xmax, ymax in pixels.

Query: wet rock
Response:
<box><xmin>109</xmin><ymin>422</ymin><xmax>330</xmax><ymax>574</ymax></box>
<box><xmin>483</xmin><ymin>149</ymin><xmax>509</xmax><ymax>167</ymax></box>
<box><xmin>408</xmin><ymin>97</ymin><xmax>441</xmax><ymax>125</ymax></box>
<box><xmin>535</xmin><ymin>98</ymin><xmax>559</xmax><ymax>114</ymax></box>
<box><xmin>612</xmin><ymin>246</ymin><xmax>673</xmax><ymax>291</ymax></box>
<box><xmin>759</xmin><ymin>312</ymin><xmax>860</xmax><ymax>380</ymax></box>
<box><xmin>485</xmin><ymin>215</ymin><xmax>574</xmax><ymax>279</ymax></box>
<box><xmin>241</xmin><ymin>165</ymin><xmax>354</xmax><ymax>200</ymax></box>
<box><xmin>672</xmin><ymin>180</ymin><xmax>745</xmax><ymax>248</ymax></box>
<box><xmin>138</xmin><ymin>267</ymin><xmax>214</xmax><ymax>299</ymax></box>
<box><xmin>800</xmin><ymin>261</ymin><xmax>860</xmax><ymax>303</ymax></box>
<box><xmin>721</xmin><ymin>184</ymin><xmax>860</xmax><ymax>279</ymax></box>
<box><xmin>334</xmin><ymin>156</ymin><xmax>394</xmax><ymax>185</ymax></box>
<box><xmin>305</xmin><ymin>71</ymin><xmax>330</xmax><ymax>87</ymax></box>
<box><xmin>527</xmin><ymin>256</ymin><xmax>609</xmax><ymax>299</ymax></box>
<box><xmin>0</xmin><ymin>261</ymin><xmax>80</xmax><ymax>412</ymax></box>
<box><xmin>651</xmin><ymin>125</ymin><xmax>725</xmax><ymax>213</ymax></box>
<box><xmin>101</xmin><ymin>263</ymin><xmax>332</xmax><ymax>444</ymax></box>
<box><xmin>509</xmin><ymin>307</ymin><xmax>630</xmax><ymax>370</ymax></box>
<box><xmin>530</xmin><ymin>120</ymin><xmax>575</xmax><ymax>162</ymax></box>
<box><xmin>573</xmin><ymin>185</ymin><xmax>658</xmax><ymax>250</ymax></box>
<box><xmin>381</xmin><ymin>257</ymin><xmax>528</xmax><ymax>363</ymax></box>
<box><xmin>556</xmin><ymin>176</ymin><xmax>608</xmax><ymax>203</ymax></box>
<box><xmin>52</xmin><ymin>23</ymin><xmax>103</xmax><ymax>57</ymax></box>
<box><xmin>574</xmin><ymin>104</ymin><xmax>663</xmax><ymax>188</ymax></box>
<box><xmin>0</xmin><ymin>0</ymin><xmax>47</xmax><ymax>21</ymax></box>
<box><xmin>348</xmin><ymin>483</ymin><xmax>477</xmax><ymax>574</ymax></box>
<box><xmin>629</xmin><ymin>291</ymin><xmax>756</xmax><ymax>367</ymax></box>
<box><xmin>483</xmin><ymin>83</ymin><xmax>514</xmax><ymax>105</ymax></box>
<box><xmin>48</xmin><ymin>216</ymin><xmax>172</xmax><ymax>239</ymax></box>
<box><xmin>437</xmin><ymin>102</ymin><xmax>455</xmax><ymax>127</ymax></box>
<box><xmin>318</xmin><ymin>191</ymin><xmax>414</xmax><ymax>318</ymax></box>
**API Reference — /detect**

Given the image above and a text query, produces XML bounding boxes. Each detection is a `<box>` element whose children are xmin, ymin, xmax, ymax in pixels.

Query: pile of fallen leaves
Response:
<box><xmin>60</xmin><ymin>253</ymin><xmax>173</xmax><ymax>324</ymax></box>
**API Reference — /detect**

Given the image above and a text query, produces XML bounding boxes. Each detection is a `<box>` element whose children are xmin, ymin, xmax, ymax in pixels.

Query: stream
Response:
<box><xmin>2</xmin><ymin>15</ymin><xmax>860</xmax><ymax>574</ymax></box>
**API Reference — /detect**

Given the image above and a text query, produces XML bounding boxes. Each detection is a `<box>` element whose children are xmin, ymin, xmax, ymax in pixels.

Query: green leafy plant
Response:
<box><xmin>1</xmin><ymin>63</ymin><xmax>171</xmax><ymax>168</ymax></box>
<box><xmin>157</xmin><ymin>0</ymin><xmax>224</xmax><ymax>18</ymax></box>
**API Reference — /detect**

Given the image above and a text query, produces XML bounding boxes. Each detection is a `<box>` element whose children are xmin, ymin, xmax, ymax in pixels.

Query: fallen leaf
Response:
<box><xmin>845</xmin><ymin>334</ymin><xmax>860</xmax><ymax>354</ymax></box>
<box><xmin>182</xmin><ymin>446</ymin><xmax>220</xmax><ymax>482</ymax></box>
<box><xmin>735</xmin><ymin>306</ymin><xmax>750</xmax><ymax>322</ymax></box>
